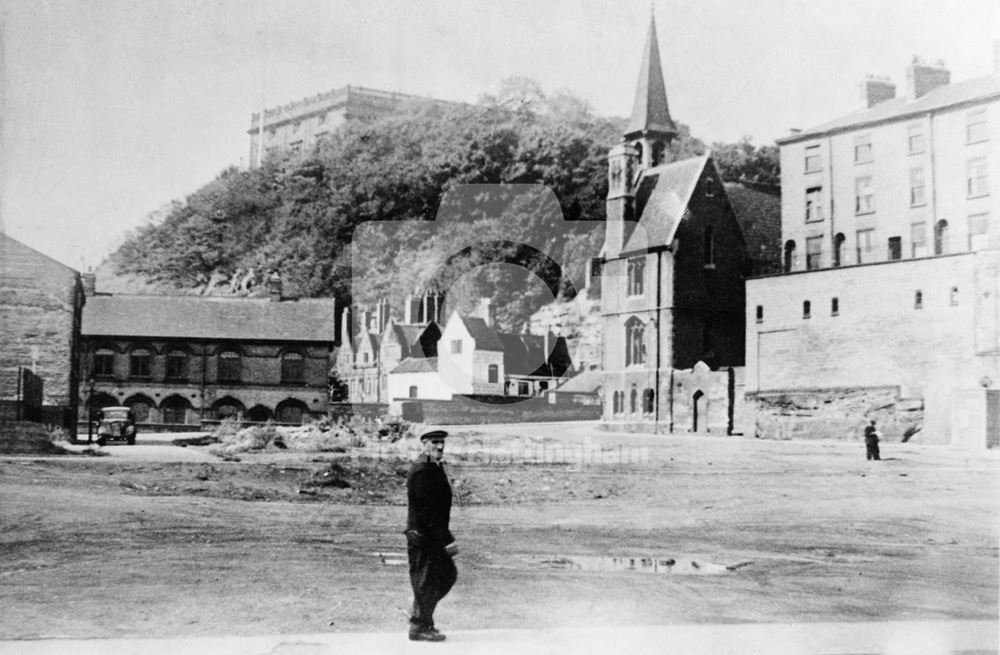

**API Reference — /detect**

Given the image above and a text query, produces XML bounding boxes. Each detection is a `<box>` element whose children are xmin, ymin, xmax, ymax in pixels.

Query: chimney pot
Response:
<box><xmin>860</xmin><ymin>75</ymin><xmax>896</xmax><ymax>108</ymax></box>
<box><xmin>906</xmin><ymin>58</ymin><xmax>950</xmax><ymax>100</ymax></box>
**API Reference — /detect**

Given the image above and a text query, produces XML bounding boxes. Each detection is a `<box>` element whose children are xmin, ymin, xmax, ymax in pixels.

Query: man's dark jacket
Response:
<box><xmin>406</xmin><ymin>455</ymin><xmax>453</xmax><ymax>549</ymax></box>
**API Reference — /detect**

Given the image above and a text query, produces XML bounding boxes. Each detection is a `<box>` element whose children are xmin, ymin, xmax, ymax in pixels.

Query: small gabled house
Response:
<box><xmin>498</xmin><ymin>332</ymin><xmax>573</xmax><ymax>397</ymax></box>
<box><xmin>437</xmin><ymin>310</ymin><xmax>505</xmax><ymax>396</ymax></box>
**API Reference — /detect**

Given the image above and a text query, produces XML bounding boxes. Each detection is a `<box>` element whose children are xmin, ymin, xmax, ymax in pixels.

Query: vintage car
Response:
<box><xmin>96</xmin><ymin>406</ymin><xmax>137</xmax><ymax>446</ymax></box>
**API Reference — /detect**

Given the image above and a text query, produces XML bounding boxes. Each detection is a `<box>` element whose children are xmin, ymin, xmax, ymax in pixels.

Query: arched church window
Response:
<box><xmin>625</xmin><ymin>317</ymin><xmax>646</xmax><ymax>366</ymax></box>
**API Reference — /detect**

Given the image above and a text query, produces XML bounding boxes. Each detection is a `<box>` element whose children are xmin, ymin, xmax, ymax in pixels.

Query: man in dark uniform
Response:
<box><xmin>864</xmin><ymin>419</ymin><xmax>881</xmax><ymax>461</ymax></box>
<box><xmin>405</xmin><ymin>429</ymin><xmax>458</xmax><ymax>642</ymax></box>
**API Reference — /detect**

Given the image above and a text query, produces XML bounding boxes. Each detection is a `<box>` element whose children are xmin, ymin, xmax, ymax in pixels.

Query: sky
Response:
<box><xmin>1</xmin><ymin>0</ymin><xmax>997</xmax><ymax>271</ymax></box>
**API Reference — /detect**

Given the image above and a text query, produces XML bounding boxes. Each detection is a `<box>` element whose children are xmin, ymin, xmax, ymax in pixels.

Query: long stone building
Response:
<box><xmin>746</xmin><ymin>55</ymin><xmax>1000</xmax><ymax>448</ymax></box>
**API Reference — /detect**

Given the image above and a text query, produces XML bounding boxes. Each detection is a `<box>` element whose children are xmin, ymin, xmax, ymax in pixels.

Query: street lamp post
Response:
<box><xmin>87</xmin><ymin>376</ymin><xmax>96</xmax><ymax>444</ymax></box>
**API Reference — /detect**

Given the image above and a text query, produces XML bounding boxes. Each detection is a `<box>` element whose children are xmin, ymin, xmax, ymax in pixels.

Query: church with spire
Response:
<box><xmin>600</xmin><ymin>14</ymin><xmax>748</xmax><ymax>433</ymax></box>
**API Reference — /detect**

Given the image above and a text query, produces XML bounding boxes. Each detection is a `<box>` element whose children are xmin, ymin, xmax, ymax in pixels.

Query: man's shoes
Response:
<box><xmin>409</xmin><ymin>625</ymin><xmax>446</xmax><ymax>642</ymax></box>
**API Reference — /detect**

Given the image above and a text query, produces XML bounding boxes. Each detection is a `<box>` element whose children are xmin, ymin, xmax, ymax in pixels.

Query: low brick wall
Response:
<box><xmin>413</xmin><ymin>395</ymin><xmax>601</xmax><ymax>425</ymax></box>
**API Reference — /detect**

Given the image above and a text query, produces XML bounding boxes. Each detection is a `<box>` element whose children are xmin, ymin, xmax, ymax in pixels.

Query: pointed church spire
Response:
<box><xmin>625</xmin><ymin>13</ymin><xmax>677</xmax><ymax>141</ymax></box>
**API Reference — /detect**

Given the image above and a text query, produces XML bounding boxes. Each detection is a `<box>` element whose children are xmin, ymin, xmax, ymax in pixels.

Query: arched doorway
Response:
<box><xmin>124</xmin><ymin>394</ymin><xmax>155</xmax><ymax>423</ymax></box>
<box><xmin>211</xmin><ymin>396</ymin><xmax>245</xmax><ymax>422</ymax></box>
<box><xmin>246</xmin><ymin>405</ymin><xmax>273</xmax><ymax>423</ymax></box>
<box><xmin>692</xmin><ymin>390</ymin><xmax>705</xmax><ymax>433</ymax></box>
<box><xmin>160</xmin><ymin>395</ymin><xmax>192</xmax><ymax>425</ymax></box>
<box><xmin>276</xmin><ymin>398</ymin><xmax>309</xmax><ymax>425</ymax></box>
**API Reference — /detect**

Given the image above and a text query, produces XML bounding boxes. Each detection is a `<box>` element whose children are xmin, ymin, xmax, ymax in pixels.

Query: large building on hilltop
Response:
<box><xmin>746</xmin><ymin>55</ymin><xmax>1000</xmax><ymax>448</ymax></box>
<box><xmin>599</xmin><ymin>15</ymin><xmax>749</xmax><ymax>434</ymax></box>
<box><xmin>247</xmin><ymin>85</ymin><xmax>454</xmax><ymax>168</ymax></box>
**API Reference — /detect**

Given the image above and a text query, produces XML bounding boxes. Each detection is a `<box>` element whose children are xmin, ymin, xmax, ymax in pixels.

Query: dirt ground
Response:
<box><xmin>1</xmin><ymin>426</ymin><xmax>997</xmax><ymax>640</ymax></box>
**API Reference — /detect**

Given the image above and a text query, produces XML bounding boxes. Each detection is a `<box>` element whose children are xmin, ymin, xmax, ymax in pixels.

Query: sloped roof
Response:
<box><xmin>623</xmin><ymin>155</ymin><xmax>709</xmax><ymax>254</ymax></box>
<box><xmin>391</xmin><ymin>356</ymin><xmax>438</xmax><ymax>374</ymax></box>
<box><xmin>83</xmin><ymin>294</ymin><xmax>337</xmax><ymax>342</ymax></box>
<box><xmin>625</xmin><ymin>14</ymin><xmax>677</xmax><ymax>138</ymax></box>
<box><xmin>1</xmin><ymin>232</ymin><xmax>77</xmax><ymax>276</ymax></box>
<box><xmin>554</xmin><ymin>367</ymin><xmax>602</xmax><ymax>394</ymax></box>
<box><xmin>778</xmin><ymin>74</ymin><xmax>1000</xmax><ymax>144</ymax></box>
<box><xmin>459</xmin><ymin>315</ymin><xmax>504</xmax><ymax>351</ymax></box>
<box><xmin>724</xmin><ymin>182</ymin><xmax>782</xmax><ymax>276</ymax></box>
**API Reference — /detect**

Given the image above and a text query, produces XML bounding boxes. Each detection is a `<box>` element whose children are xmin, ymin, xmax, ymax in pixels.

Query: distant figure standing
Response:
<box><xmin>864</xmin><ymin>420</ymin><xmax>881</xmax><ymax>461</ymax></box>
<box><xmin>404</xmin><ymin>429</ymin><xmax>458</xmax><ymax>642</ymax></box>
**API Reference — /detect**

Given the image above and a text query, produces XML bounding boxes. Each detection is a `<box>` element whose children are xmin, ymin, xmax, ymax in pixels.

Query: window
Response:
<box><xmin>911</xmin><ymin>222</ymin><xmax>928</xmax><ymax>258</ymax></box>
<box><xmin>855</xmin><ymin>176</ymin><xmax>874</xmax><ymax>214</ymax></box>
<box><xmin>910</xmin><ymin>167</ymin><xmax>926</xmax><ymax>206</ymax></box>
<box><xmin>129</xmin><ymin>348</ymin><xmax>151</xmax><ymax>379</ymax></box>
<box><xmin>831</xmin><ymin>297</ymin><xmax>839</xmax><ymax>316</ymax></box>
<box><xmin>629</xmin><ymin>387</ymin><xmax>638</xmax><ymax>414</ymax></box>
<box><xmin>914</xmin><ymin>290</ymin><xmax>923</xmax><ymax>309</ymax></box>
<box><xmin>804</xmin><ymin>145</ymin><xmax>821</xmax><ymax>173</ymax></box>
<box><xmin>625</xmin><ymin>317</ymin><xmax>646</xmax><ymax>366</ymax></box>
<box><xmin>966</xmin><ymin>108</ymin><xmax>988</xmax><ymax>144</ymax></box>
<box><xmin>612</xmin><ymin>391</ymin><xmax>622</xmax><ymax>415</ymax></box>
<box><xmin>805</xmin><ymin>186</ymin><xmax>823</xmax><ymax>222</ymax></box>
<box><xmin>806</xmin><ymin>236</ymin><xmax>823</xmax><ymax>270</ymax></box>
<box><xmin>854</xmin><ymin>134</ymin><xmax>872</xmax><ymax>163</ymax></box>
<box><xmin>94</xmin><ymin>348</ymin><xmax>115</xmax><ymax>377</ymax></box>
<box><xmin>802</xmin><ymin>300</ymin><xmax>811</xmax><ymax>319</ymax></box>
<box><xmin>650</xmin><ymin>140</ymin><xmax>666</xmax><ymax>166</ymax></box>
<box><xmin>888</xmin><ymin>236</ymin><xmax>902</xmax><ymax>261</ymax></box>
<box><xmin>362</xmin><ymin>351</ymin><xmax>370</xmax><ymax>364</ymax></box>
<box><xmin>833</xmin><ymin>233</ymin><xmax>846</xmax><ymax>267</ymax></box>
<box><xmin>950</xmin><ymin>286</ymin><xmax>959</xmax><ymax>306</ymax></box>
<box><xmin>218</xmin><ymin>350</ymin><xmax>241</xmax><ymax>383</ymax></box>
<box><xmin>967</xmin><ymin>158</ymin><xmax>989</xmax><ymax>198</ymax></box>
<box><xmin>642</xmin><ymin>389</ymin><xmax>655</xmax><ymax>415</ymax></box>
<box><xmin>856</xmin><ymin>229</ymin><xmax>875</xmax><ymax>264</ymax></box>
<box><xmin>969</xmin><ymin>213</ymin><xmax>990</xmax><ymax>251</ymax></box>
<box><xmin>934</xmin><ymin>220</ymin><xmax>949</xmax><ymax>255</ymax></box>
<box><xmin>703</xmin><ymin>227</ymin><xmax>715</xmax><ymax>266</ymax></box>
<box><xmin>783</xmin><ymin>240</ymin><xmax>797</xmax><ymax>273</ymax></box>
<box><xmin>281</xmin><ymin>351</ymin><xmax>305</xmax><ymax>384</ymax></box>
<box><xmin>165</xmin><ymin>350</ymin><xmax>186</xmax><ymax>380</ymax></box>
<box><xmin>755</xmin><ymin>305</ymin><xmax>763</xmax><ymax>324</ymax></box>
<box><xmin>518</xmin><ymin>381</ymin><xmax>529</xmax><ymax>396</ymax></box>
<box><xmin>487</xmin><ymin>364</ymin><xmax>499</xmax><ymax>383</ymax></box>
<box><xmin>408</xmin><ymin>386</ymin><xmax>418</xmax><ymax>399</ymax></box>
<box><xmin>907</xmin><ymin>123</ymin><xmax>926</xmax><ymax>154</ymax></box>
<box><xmin>451</xmin><ymin>339</ymin><xmax>462</xmax><ymax>354</ymax></box>
<box><xmin>627</xmin><ymin>257</ymin><xmax>645</xmax><ymax>296</ymax></box>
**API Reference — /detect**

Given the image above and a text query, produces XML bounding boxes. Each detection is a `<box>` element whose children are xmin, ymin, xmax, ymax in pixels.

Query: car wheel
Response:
<box><xmin>97</xmin><ymin>437</ymin><xmax>107</xmax><ymax>447</ymax></box>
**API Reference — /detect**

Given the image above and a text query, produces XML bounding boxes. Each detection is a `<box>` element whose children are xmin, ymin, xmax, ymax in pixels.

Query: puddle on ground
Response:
<box><xmin>374</xmin><ymin>551</ymin><xmax>751</xmax><ymax>575</ymax></box>
<box><xmin>531</xmin><ymin>555</ymin><xmax>751</xmax><ymax>575</ymax></box>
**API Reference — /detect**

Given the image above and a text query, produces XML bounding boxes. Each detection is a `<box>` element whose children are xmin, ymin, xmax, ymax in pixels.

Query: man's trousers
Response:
<box><xmin>407</xmin><ymin>544</ymin><xmax>457</xmax><ymax>629</ymax></box>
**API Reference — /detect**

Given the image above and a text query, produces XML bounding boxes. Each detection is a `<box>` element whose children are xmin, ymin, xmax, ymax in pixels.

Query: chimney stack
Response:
<box><xmin>267</xmin><ymin>271</ymin><xmax>282</xmax><ymax>302</ymax></box>
<box><xmin>860</xmin><ymin>74</ymin><xmax>896</xmax><ymax>108</ymax></box>
<box><xmin>478</xmin><ymin>297</ymin><xmax>495</xmax><ymax>327</ymax></box>
<box><xmin>340</xmin><ymin>307</ymin><xmax>352</xmax><ymax>346</ymax></box>
<box><xmin>81</xmin><ymin>270</ymin><xmax>96</xmax><ymax>297</ymax></box>
<box><xmin>906</xmin><ymin>57</ymin><xmax>950</xmax><ymax>100</ymax></box>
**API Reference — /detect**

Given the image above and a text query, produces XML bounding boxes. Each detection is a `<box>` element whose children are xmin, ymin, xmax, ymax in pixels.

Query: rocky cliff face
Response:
<box><xmin>527</xmin><ymin>291</ymin><xmax>602</xmax><ymax>373</ymax></box>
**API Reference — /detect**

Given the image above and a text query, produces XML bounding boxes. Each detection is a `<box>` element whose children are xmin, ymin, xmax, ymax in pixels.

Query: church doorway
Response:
<box><xmin>692</xmin><ymin>390</ymin><xmax>705</xmax><ymax>432</ymax></box>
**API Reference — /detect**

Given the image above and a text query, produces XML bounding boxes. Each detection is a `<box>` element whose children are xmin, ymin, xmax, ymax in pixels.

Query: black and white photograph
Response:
<box><xmin>1</xmin><ymin>1</ymin><xmax>998</xmax><ymax>653</ymax></box>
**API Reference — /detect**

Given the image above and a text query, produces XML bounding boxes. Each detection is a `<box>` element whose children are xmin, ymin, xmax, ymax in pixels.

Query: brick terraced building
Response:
<box><xmin>79</xmin><ymin>282</ymin><xmax>337</xmax><ymax>427</ymax></box>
